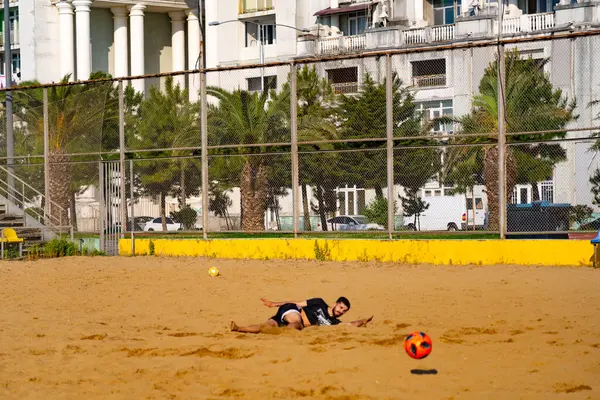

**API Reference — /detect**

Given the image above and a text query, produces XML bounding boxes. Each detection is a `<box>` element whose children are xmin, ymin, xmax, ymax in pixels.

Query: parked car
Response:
<box><xmin>143</xmin><ymin>217</ymin><xmax>182</xmax><ymax>232</ymax></box>
<box><xmin>326</xmin><ymin>215</ymin><xmax>385</xmax><ymax>231</ymax></box>
<box><xmin>103</xmin><ymin>216</ymin><xmax>156</xmax><ymax>233</ymax></box>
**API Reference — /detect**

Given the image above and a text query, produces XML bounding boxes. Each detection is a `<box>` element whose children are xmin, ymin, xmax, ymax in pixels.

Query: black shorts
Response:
<box><xmin>269</xmin><ymin>303</ymin><xmax>301</xmax><ymax>327</ymax></box>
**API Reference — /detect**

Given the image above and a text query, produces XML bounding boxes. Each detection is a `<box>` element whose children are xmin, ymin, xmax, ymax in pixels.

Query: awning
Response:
<box><xmin>314</xmin><ymin>2</ymin><xmax>374</xmax><ymax>17</ymax></box>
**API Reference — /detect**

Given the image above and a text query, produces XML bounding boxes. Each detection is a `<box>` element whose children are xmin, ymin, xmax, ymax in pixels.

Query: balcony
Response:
<box><xmin>238</xmin><ymin>0</ymin><xmax>274</xmax><ymax>15</ymax></box>
<box><xmin>317</xmin><ymin>34</ymin><xmax>366</xmax><ymax>55</ymax></box>
<box><xmin>500</xmin><ymin>12</ymin><xmax>555</xmax><ymax>34</ymax></box>
<box><xmin>0</xmin><ymin>30</ymin><xmax>19</xmax><ymax>49</ymax></box>
<box><xmin>300</xmin><ymin>3</ymin><xmax>598</xmax><ymax>58</ymax></box>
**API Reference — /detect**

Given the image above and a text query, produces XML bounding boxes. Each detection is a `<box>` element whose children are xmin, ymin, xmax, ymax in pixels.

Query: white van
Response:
<box><xmin>404</xmin><ymin>195</ymin><xmax>486</xmax><ymax>231</ymax></box>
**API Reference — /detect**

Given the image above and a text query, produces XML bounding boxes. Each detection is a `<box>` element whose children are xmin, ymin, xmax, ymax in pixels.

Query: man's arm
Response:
<box><xmin>343</xmin><ymin>315</ymin><xmax>374</xmax><ymax>327</ymax></box>
<box><xmin>261</xmin><ymin>297</ymin><xmax>308</xmax><ymax>308</ymax></box>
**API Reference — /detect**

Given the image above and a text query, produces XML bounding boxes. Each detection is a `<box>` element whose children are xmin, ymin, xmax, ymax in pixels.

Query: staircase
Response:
<box><xmin>0</xmin><ymin>204</ymin><xmax>44</xmax><ymax>252</ymax></box>
<box><xmin>0</xmin><ymin>166</ymin><xmax>72</xmax><ymax>253</ymax></box>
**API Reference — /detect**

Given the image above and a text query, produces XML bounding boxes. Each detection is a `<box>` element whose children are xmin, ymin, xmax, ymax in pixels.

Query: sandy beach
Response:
<box><xmin>0</xmin><ymin>256</ymin><xmax>598</xmax><ymax>399</ymax></box>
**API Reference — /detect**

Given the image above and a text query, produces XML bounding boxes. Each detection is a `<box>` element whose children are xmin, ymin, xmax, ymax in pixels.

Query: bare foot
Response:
<box><xmin>230</xmin><ymin>321</ymin><xmax>239</xmax><ymax>332</ymax></box>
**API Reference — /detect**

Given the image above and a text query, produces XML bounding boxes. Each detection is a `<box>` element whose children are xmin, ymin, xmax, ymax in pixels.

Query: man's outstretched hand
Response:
<box><xmin>261</xmin><ymin>298</ymin><xmax>276</xmax><ymax>308</ymax></box>
<box><xmin>350</xmin><ymin>315</ymin><xmax>374</xmax><ymax>327</ymax></box>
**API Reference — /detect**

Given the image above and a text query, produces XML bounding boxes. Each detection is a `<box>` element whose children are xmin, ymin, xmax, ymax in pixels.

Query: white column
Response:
<box><xmin>169</xmin><ymin>11</ymin><xmax>186</xmax><ymax>90</ymax></box>
<box><xmin>56</xmin><ymin>0</ymin><xmax>75</xmax><ymax>81</ymax></box>
<box><xmin>111</xmin><ymin>7</ymin><xmax>128</xmax><ymax>78</ymax></box>
<box><xmin>187</xmin><ymin>10</ymin><xmax>200</xmax><ymax>102</ymax></box>
<box><xmin>129</xmin><ymin>4</ymin><xmax>145</xmax><ymax>94</ymax></box>
<box><xmin>73</xmin><ymin>0</ymin><xmax>92</xmax><ymax>81</ymax></box>
<box><xmin>414</xmin><ymin>0</ymin><xmax>425</xmax><ymax>27</ymax></box>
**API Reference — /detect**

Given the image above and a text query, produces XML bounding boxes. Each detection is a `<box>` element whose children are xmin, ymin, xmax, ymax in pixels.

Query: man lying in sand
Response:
<box><xmin>230</xmin><ymin>296</ymin><xmax>373</xmax><ymax>333</ymax></box>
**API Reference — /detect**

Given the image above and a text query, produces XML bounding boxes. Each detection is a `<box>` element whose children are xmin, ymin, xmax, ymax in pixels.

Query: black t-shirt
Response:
<box><xmin>302</xmin><ymin>298</ymin><xmax>341</xmax><ymax>326</ymax></box>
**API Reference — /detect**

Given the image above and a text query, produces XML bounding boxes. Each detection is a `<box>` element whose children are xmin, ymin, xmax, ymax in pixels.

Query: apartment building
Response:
<box><xmin>0</xmin><ymin>0</ymin><xmax>20</xmax><ymax>87</ymax></box>
<box><xmin>209</xmin><ymin>0</ymin><xmax>600</xmax><ymax>214</ymax></box>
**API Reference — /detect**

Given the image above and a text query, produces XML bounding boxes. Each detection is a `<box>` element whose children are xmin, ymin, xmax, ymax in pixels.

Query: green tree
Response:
<box><xmin>445</xmin><ymin>50</ymin><xmax>576</xmax><ymax>230</ymax></box>
<box><xmin>131</xmin><ymin>77</ymin><xmax>202</xmax><ymax>231</ymax></box>
<box><xmin>207</xmin><ymin>87</ymin><xmax>289</xmax><ymax>231</ymax></box>
<box><xmin>363</xmin><ymin>196</ymin><xmax>397</xmax><ymax>229</ymax></box>
<box><xmin>336</xmin><ymin>73</ymin><xmax>441</xmax><ymax>216</ymax></box>
<box><xmin>276</xmin><ymin>65</ymin><xmax>339</xmax><ymax>231</ymax></box>
<box><xmin>400</xmin><ymin>189</ymin><xmax>430</xmax><ymax>231</ymax></box>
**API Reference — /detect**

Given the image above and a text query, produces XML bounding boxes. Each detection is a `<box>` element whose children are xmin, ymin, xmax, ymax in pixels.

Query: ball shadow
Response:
<box><xmin>410</xmin><ymin>369</ymin><xmax>438</xmax><ymax>375</ymax></box>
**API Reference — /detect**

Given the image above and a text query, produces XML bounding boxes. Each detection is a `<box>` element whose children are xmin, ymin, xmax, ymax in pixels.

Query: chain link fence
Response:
<box><xmin>1</xmin><ymin>34</ymin><xmax>600</xmax><ymax>248</ymax></box>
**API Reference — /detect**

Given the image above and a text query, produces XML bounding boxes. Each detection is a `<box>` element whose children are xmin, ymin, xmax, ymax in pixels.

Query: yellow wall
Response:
<box><xmin>118</xmin><ymin>238</ymin><xmax>593</xmax><ymax>267</ymax></box>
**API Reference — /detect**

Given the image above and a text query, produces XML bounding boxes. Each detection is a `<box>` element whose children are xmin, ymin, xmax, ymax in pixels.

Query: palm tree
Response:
<box><xmin>445</xmin><ymin>50</ymin><xmax>576</xmax><ymax>230</ymax></box>
<box><xmin>12</xmin><ymin>73</ymin><xmax>116</xmax><ymax>227</ymax></box>
<box><xmin>207</xmin><ymin>87</ymin><xmax>289</xmax><ymax>231</ymax></box>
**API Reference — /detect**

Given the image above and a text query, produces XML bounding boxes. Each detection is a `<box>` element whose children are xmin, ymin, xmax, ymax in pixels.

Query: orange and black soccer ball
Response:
<box><xmin>404</xmin><ymin>331</ymin><xmax>433</xmax><ymax>359</ymax></box>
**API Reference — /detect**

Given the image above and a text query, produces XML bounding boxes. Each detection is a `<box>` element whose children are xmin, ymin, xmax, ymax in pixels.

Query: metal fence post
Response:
<box><xmin>497</xmin><ymin>2</ymin><xmax>507</xmax><ymax>239</ymax></box>
<box><xmin>43</xmin><ymin>88</ymin><xmax>50</xmax><ymax>225</ymax></box>
<box><xmin>118</xmin><ymin>80</ymin><xmax>127</xmax><ymax>241</ymax></box>
<box><xmin>386</xmin><ymin>55</ymin><xmax>394</xmax><ymax>240</ymax></box>
<box><xmin>99</xmin><ymin>162</ymin><xmax>105</xmax><ymax>252</ymax></box>
<box><xmin>290</xmin><ymin>63</ymin><xmax>299</xmax><ymax>238</ymax></box>
<box><xmin>130</xmin><ymin>159</ymin><xmax>135</xmax><ymax>256</ymax></box>
<box><xmin>200</xmin><ymin>68</ymin><xmax>209</xmax><ymax>240</ymax></box>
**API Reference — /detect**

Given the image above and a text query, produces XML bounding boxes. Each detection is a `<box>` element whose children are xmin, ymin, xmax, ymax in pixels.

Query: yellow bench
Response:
<box><xmin>1</xmin><ymin>228</ymin><xmax>24</xmax><ymax>258</ymax></box>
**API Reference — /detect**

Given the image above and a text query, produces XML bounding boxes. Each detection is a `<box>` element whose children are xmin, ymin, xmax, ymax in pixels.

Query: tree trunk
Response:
<box><xmin>301</xmin><ymin>183</ymin><xmax>311</xmax><ymax>231</ymax></box>
<box><xmin>180</xmin><ymin>160</ymin><xmax>186</xmax><ymax>207</ymax></box>
<box><xmin>274</xmin><ymin>198</ymin><xmax>281</xmax><ymax>231</ymax></box>
<box><xmin>483</xmin><ymin>146</ymin><xmax>517</xmax><ymax>231</ymax></box>
<box><xmin>374</xmin><ymin>185</ymin><xmax>384</xmax><ymax>198</ymax></box>
<box><xmin>240</xmin><ymin>158</ymin><xmax>268</xmax><ymax>231</ymax></box>
<box><xmin>160</xmin><ymin>192</ymin><xmax>167</xmax><ymax>232</ymax></box>
<box><xmin>316</xmin><ymin>185</ymin><xmax>328</xmax><ymax>231</ymax></box>
<box><xmin>48</xmin><ymin>151</ymin><xmax>71</xmax><ymax>229</ymax></box>
<box><xmin>69</xmin><ymin>190</ymin><xmax>78</xmax><ymax>232</ymax></box>
<box><xmin>531</xmin><ymin>182</ymin><xmax>540</xmax><ymax>202</ymax></box>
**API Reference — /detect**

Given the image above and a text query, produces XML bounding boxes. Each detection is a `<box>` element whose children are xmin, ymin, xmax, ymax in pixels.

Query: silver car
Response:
<box><xmin>326</xmin><ymin>215</ymin><xmax>385</xmax><ymax>231</ymax></box>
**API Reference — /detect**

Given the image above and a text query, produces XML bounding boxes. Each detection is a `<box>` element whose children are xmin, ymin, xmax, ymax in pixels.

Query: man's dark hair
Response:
<box><xmin>336</xmin><ymin>297</ymin><xmax>351</xmax><ymax>310</ymax></box>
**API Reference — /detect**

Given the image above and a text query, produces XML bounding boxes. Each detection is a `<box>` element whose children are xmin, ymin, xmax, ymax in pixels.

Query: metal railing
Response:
<box><xmin>412</xmin><ymin>74</ymin><xmax>447</xmax><ymax>88</ymax></box>
<box><xmin>0</xmin><ymin>165</ymin><xmax>67</xmax><ymax>233</ymax></box>
<box><xmin>331</xmin><ymin>81</ymin><xmax>360</xmax><ymax>94</ymax></box>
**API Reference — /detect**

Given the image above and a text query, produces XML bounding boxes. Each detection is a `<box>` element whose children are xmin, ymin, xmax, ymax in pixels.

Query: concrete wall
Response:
<box><xmin>119</xmin><ymin>237</ymin><xmax>594</xmax><ymax>266</ymax></box>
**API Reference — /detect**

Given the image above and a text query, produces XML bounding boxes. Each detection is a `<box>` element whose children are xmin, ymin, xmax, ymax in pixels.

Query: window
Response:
<box><xmin>0</xmin><ymin>52</ymin><xmax>21</xmax><ymax>79</ymax></box>
<box><xmin>415</xmin><ymin>100</ymin><xmax>453</xmax><ymax>133</ymax></box>
<box><xmin>433</xmin><ymin>0</ymin><xmax>458</xmax><ymax>25</ymax></box>
<box><xmin>327</xmin><ymin>67</ymin><xmax>358</xmax><ymax>94</ymax></box>
<box><xmin>245</xmin><ymin>22</ymin><xmax>276</xmax><ymax>47</ymax></box>
<box><xmin>247</xmin><ymin>75</ymin><xmax>277</xmax><ymax>92</ymax></box>
<box><xmin>411</xmin><ymin>59</ymin><xmax>446</xmax><ymax>87</ymax></box>
<box><xmin>239</xmin><ymin>0</ymin><xmax>274</xmax><ymax>14</ymax></box>
<box><xmin>340</xmin><ymin>11</ymin><xmax>368</xmax><ymax>36</ymax></box>
<box><xmin>540</xmin><ymin>180</ymin><xmax>554</xmax><ymax>203</ymax></box>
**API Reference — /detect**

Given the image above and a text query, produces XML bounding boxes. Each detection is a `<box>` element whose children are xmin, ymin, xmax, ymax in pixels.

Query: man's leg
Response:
<box><xmin>230</xmin><ymin>319</ymin><xmax>277</xmax><ymax>334</ymax></box>
<box><xmin>282</xmin><ymin>311</ymin><xmax>303</xmax><ymax>331</ymax></box>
